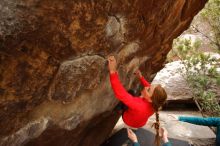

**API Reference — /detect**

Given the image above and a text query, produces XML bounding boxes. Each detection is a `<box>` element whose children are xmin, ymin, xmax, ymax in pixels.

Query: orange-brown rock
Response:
<box><xmin>0</xmin><ymin>0</ymin><xmax>207</xmax><ymax>145</ymax></box>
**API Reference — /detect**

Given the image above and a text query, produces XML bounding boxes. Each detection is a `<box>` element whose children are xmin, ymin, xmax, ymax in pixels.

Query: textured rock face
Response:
<box><xmin>0</xmin><ymin>0</ymin><xmax>207</xmax><ymax>145</ymax></box>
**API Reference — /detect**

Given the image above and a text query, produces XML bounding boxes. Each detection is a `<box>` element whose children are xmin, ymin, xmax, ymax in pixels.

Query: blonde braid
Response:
<box><xmin>150</xmin><ymin>85</ymin><xmax>167</xmax><ymax>146</ymax></box>
<box><xmin>152</xmin><ymin>110</ymin><xmax>160</xmax><ymax>146</ymax></box>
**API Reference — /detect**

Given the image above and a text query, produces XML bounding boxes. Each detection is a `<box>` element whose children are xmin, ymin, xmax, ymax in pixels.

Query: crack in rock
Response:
<box><xmin>58</xmin><ymin>113</ymin><xmax>82</xmax><ymax>130</ymax></box>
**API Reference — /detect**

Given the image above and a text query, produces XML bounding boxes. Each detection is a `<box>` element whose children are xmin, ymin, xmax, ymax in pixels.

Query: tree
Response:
<box><xmin>170</xmin><ymin>38</ymin><xmax>220</xmax><ymax>116</ymax></box>
<box><xmin>191</xmin><ymin>0</ymin><xmax>220</xmax><ymax>51</ymax></box>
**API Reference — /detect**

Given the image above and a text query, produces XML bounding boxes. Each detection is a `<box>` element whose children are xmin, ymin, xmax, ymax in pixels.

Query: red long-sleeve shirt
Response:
<box><xmin>110</xmin><ymin>72</ymin><xmax>154</xmax><ymax>128</ymax></box>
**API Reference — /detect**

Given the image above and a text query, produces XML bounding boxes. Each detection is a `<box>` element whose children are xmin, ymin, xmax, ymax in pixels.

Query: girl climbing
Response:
<box><xmin>108</xmin><ymin>56</ymin><xmax>167</xmax><ymax>146</ymax></box>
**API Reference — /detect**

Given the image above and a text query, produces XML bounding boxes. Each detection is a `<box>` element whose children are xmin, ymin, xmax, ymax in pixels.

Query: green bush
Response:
<box><xmin>169</xmin><ymin>37</ymin><xmax>220</xmax><ymax>116</ymax></box>
<box><xmin>200</xmin><ymin>0</ymin><xmax>220</xmax><ymax>51</ymax></box>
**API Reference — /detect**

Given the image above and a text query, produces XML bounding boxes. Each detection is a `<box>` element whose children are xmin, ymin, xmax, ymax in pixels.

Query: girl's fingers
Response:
<box><xmin>108</xmin><ymin>56</ymin><xmax>114</xmax><ymax>59</ymax></box>
<box><xmin>127</xmin><ymin>128</ymin><xmax>130</xmax><ymax>133</ymax></box>
<box><xmin>127</xmin><ymin>128</ymin><xmax>131</xmax><ymax>134</ymax></box>
<box><xmin>108</xmin><ymin>57</ymin><xmax>115</xmax><ymax>62</ymax></box>
<box><xmin>128</xmin><ymin>129</ymin><xmax>134</xmax><ymax>135</ymax></box>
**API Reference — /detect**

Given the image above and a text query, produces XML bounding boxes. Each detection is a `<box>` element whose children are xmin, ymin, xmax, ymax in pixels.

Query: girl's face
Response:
<box><xmin>141</xmin><ymin>85</ymin><xmax>157</xmax><ymax>102</ymax></box>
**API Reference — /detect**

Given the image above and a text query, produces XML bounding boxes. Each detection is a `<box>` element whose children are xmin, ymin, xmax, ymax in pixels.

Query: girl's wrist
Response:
<box><xmin>133</xmin><ymin>139</ymin><xmax>138</xmax><ymax>143</ymax></box>
<box><xmin>110</xmin><ymin>70</ymin><xmax>117</xmax><ymax>74</ymax></box>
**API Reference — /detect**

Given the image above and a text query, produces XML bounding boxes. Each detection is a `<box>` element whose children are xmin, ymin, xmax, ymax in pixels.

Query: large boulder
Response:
<box><xmin>0</xmin><ymin>0</ymin><xmax>207</xmax><ymax>145</ymax></box>
<box><xmin>153</xmin><ymin>58</ymin><xmax>220</xmax><ymax>102</ymax></box>
<box><xmin>152</xmin><ymin>61</ymin><xmax>193</xmax><ymax>101</ymax></box>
